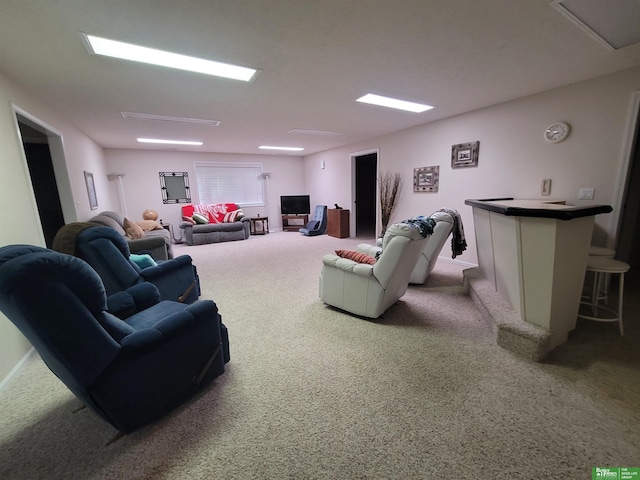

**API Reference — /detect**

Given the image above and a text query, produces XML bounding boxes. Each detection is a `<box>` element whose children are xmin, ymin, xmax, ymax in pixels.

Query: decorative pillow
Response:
<box><xmin>182</xmin><ymin>215</ymin><xmax>196</xmax><ymax>225</ymax></box>
<box><xmin>129</xmin><ymin>253</ymin><xmax>158</xmax><ymax>269</ymax></box>
<box><xmin>136</xmin><ymin>220</ymin><xmax>164</xmax><ymax>231</ymax></box>
<box><xmin>192</xmin><ymin>213</ymin><xmax>209</xmax><ymax>224</ymax></box>
<box><xmin>123</xmin><ymin>217</ymin><xmax>145</xmax><ymax>239</ymax></box>
<box><xmin>335</xmin><ymin>249</ymin><xmax>376</xmax><ymax>265</ymax></box>
<box><xmin>223</xmin><ymin>209</ymin><xmax>245</xmax><ymax>222</ymax></box>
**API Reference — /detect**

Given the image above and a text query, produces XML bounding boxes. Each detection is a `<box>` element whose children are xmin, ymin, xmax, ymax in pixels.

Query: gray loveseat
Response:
<box><xmin>89</xmin><ymin>211</ymin><xmax>173</xmax><ymax>260</ymax></box>
<box><xmin>180</xmin><ymin>203</ymin><xmax>250</xmax><ymax>246</ymax></box>
<box><xmin>180</xmin><ymin>218</ymin><xmax>250</xmax><ymax>246</ymax></box>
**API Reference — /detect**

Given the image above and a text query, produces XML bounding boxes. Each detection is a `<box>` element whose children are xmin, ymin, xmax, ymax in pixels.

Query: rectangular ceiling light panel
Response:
<box><xmin>259</xmin><ymin>146</ymin><xmax>304</xmax><ymax>151</ymax></box>
<box><xmin>551</xmin><ymin>0</ymin><xmax>640</xmax><ymax>50</ymax></box>
<box><xmin>122</xmin><ymin>112</ymin><xmax>221</xmax><ymax>126</ymax></box>
<box><xmin>137</xmin><ymin>138</ymin><xmax>203</xmax><ymax>146</ymax></box>
<box><xmin>356</xmin><ymin>94</ymin><xmax>434</xmax><ymax>113</ymax></box>
<box><xmin>83</xmin><ymin>34</ymin><xmax>260</xmax><ymax>81</ymax></box>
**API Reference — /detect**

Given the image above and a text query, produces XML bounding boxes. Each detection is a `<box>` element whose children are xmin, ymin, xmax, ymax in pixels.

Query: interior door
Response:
<box><xmin>354</xmin><ymin>152</ymin><xmax>377</xmax><ymax>238</ymax></box>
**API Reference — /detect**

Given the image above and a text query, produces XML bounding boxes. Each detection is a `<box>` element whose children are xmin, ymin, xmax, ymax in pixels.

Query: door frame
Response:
<box><xmin>12</xmin><ymin>105</ymin><xmax>76</xmax><ymax>229</ymax></box>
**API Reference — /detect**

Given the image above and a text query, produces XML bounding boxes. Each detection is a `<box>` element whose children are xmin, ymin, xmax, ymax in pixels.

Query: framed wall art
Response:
<box><xmin>451</xmin><ymin>141</ymin><xmax>479</xmax><ymax>168</ymax></box>
<box><xmin>84</xmin><ymin>171</ymin><xmax>98</xmax><ymax>210</ymax></box>
<box><xmin>413</xmin><ymin>166</ymin><xmax>439</xmax><ymax>192</ymax></box>
<box><xmin>160</xmin><ymin>172</ymin><xmax>191</xmax><ymax>204</ymax></box>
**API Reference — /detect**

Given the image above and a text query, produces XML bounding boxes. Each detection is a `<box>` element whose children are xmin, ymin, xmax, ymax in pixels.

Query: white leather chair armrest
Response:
<box><xmin>356</xmin><ymin>243</ymin><xmax>381</xmax><ymax>258</ymax></box>
<box><xmin>321</xmin><ymin>254</ymin><xmax>374</xmax><ymax>278</ymax></box>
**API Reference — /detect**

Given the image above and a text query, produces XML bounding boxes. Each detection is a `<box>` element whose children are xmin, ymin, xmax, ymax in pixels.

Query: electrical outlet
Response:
<box><xmin>541</xmin><ymin>179</ymin><xmax>552</xmax><ymax>196</ymax></box>
<box><xmin>578</xmin><ymin>188</ymin><xmax>595</xmax><ymax>200</ymax></box>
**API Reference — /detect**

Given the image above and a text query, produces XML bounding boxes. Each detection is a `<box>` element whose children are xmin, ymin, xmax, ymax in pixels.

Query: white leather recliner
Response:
<box><xmin>319</xmin><ymin>222</ymin><xmax>430</xmax><ymax>318</ymax></box>
<box><xmin>357</xmin><ymin>211</ymin><xmax>454</xmax><ymax>285</ymax></box>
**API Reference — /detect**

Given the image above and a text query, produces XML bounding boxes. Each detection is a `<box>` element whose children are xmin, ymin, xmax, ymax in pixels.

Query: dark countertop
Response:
<box><xmin>464</xmin><ymin>198</ymin><xmax>612</xmax><ymax>220</ymax></box>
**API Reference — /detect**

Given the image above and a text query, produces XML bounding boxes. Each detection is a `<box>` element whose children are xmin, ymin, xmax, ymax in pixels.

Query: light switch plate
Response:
<box><xmin>578</xmin><ymin>187</ymin><xmax>595</xmax><ymax>200</ymax></box>
<box><xmin>541</xmin><ymin>179</ymin><xmax>552</xmax><ymax>196</ymax></box>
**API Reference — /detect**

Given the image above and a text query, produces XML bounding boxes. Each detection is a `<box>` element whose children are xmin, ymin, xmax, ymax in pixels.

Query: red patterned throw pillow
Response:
<box><xmin>223</xmin><ymin>209</ymin><xmax>245</xmax><ymax>222</ymax></box>
<box><xmin>335</xmin><ymin>249</ymin><xmax>376</xmax><ymax>265</ymax></box>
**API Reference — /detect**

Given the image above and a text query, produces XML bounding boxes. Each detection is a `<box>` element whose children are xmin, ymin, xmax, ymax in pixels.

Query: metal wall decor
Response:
<box><xmin>413</xmin><ymin>166</ymin><xmax>439</xmax><ymax>192</ymax></box>
<box><xmin>160</xmin><ymin>172</ymin><xmax>191</xmax><ymax>204</ymax></box>
<box><xmin>451</xmin><ymin>141</ymin><xmax>479</xmax><ymax>168</ymax></box>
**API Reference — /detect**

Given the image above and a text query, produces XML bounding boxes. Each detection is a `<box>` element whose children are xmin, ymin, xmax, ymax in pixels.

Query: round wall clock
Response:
<box><xmin>544</xmin><ymin>122</ymin><xmax>570</xmax><ymax>143</ymax></box>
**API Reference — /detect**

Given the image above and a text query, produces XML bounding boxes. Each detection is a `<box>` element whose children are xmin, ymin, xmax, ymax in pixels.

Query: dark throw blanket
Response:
<box><xmin>437</xmin><ymin>208</ymin><xmax>467</xmax><ymax>259</ymax></box>
<box><xmin>401</xmin><ymin>216</ymin><xmax>436</xmax><ymax>238</ymax></box>
<box><xmin>52</xmin><ymin>222</ymin><xmax>101</xmax><ymax>256</ymax></box>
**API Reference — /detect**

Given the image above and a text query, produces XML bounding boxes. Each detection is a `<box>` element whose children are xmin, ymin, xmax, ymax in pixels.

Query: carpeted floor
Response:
<box><xmin>0</xmin><ymin>232</ymin><xmax>638</xmax><ymax>479</ymax></box>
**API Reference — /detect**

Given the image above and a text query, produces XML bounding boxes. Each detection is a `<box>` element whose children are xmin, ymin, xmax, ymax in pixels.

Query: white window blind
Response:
<box><xmin>194</xmin><ymin>162</ymin><xmax>264</xmax><ymax>206</ymax></box>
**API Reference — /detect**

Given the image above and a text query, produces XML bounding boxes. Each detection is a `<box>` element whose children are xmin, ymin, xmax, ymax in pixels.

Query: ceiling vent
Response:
<box><xmin>121</xmin><ymin>111</ymin><xmax>221</xmax><ymax>126</ymax></box>
<box><xmin>551</xmin><ymin>0</ymin><xmax>640</xmax><ymax>50</ymax></box>
<box><xmin>288</xmin><ymin>128</ymin><xmax>346</xmax><ymax>137</ymax></box>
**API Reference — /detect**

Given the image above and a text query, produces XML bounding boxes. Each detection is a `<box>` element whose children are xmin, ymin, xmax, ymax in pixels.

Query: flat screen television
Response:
<box><xmin>280</xmin><ymin>195</ymin><xmax>311</xmax><ymax>215</ymax></box>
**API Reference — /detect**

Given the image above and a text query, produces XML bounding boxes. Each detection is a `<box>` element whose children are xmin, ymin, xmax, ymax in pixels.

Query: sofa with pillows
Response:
<box><xmin>180</xmin><ymin>203</ymin><xmax>250</xmax><ymax>246</ymax></box>
<box><xmin>88</xmin><ymin>211</ymin><xmax>173</xmax><ymax>260</ymax></box>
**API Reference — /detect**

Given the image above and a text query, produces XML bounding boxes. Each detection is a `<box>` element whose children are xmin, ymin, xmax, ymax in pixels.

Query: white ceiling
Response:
<box><xmin>2</xmin><ymin>0</ymin><xmax>640</xmax><ymax>156</ymax></box>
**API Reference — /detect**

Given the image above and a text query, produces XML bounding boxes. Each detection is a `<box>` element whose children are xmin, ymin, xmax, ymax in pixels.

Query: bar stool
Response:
<box><xmin>578</xmin><ymin>256</ymin><xmax>630</xmax><ymax>335</ymax></box>
<box><xmin>585</xmin><ymin>246</ymin><xmax>616</xmax><ymax>303</ymax></box>
<box><xmin>588</xmin><ymin>245</ymin><xmax>615</xmax><ymax>257</ymax></box>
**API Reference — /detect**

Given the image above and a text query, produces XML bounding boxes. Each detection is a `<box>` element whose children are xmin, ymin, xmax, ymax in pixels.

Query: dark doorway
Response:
<box><xmin>354</xmin><ymin>152</ymin><xmax>377</xmax><ymax>238</ymax></box>
<box><xmin>615</xmin><ymin>94</ymin><xmax>640</xmax><ymax>289</ymax></box>
<box><xmin>617</xmin><ymin>135</ymin><xmax>640</xmax><ymax>269</ymax></box>
<box><xmin>18</xmin><ymin>121</ymin><xmax>66</xmax><ymax>248</ymax></box>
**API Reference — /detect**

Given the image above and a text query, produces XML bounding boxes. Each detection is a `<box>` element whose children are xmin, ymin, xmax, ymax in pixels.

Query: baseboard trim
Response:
<box><xmin>0</xmin><ymin>347</ymin><xmax>35</xmax><ymax>392</ymax></box>
<box><xmin>438</xmin><ymin>256</ymin><xmax>477</xmax><ymax>269</ymax></box>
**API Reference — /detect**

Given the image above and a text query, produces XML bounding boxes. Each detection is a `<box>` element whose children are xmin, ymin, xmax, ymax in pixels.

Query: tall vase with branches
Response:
<box><xmin>380</xmin><ymin>171</ymin><xmax>402</xmax><ymax>237</ymax></box>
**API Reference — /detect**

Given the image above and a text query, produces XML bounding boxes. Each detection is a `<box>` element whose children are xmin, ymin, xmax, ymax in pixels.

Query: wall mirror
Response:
<box><xmin>160</xmin><ymin>172</ymin><xmax>191</xmax><ymax>204</ymax></box>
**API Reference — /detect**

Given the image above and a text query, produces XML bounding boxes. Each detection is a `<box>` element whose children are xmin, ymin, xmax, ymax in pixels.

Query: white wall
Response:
<box><xmin>0</xmin><ymin>73</ymin><xmax>111</xmax><ymax>384</ymax></box>
<box><xmin>104</xmin><ymin>149</ymin><xmax>305</xmax><ymax>230</ymax></box>
<box><xmin>304</xmin><ymin>67</ymin><xmax>640</xmax><ymax>265</ymax></box>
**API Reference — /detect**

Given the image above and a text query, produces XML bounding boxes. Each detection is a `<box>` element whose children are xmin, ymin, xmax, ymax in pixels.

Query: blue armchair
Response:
<box><xmin>0</xmin><ymin>244</ymin><xmax>160</xmax><ymax>319</ymax></box>
<box><xmin>54</xmin><ymin>224</ymin><xmax>201</xmax><ymax>304</ymax></box>
<box><xmin>0</xmin><ymin>245</ymin><xmax>228</xmax><ymax>433</ymax></box>
<box><xmin>299</xmin><ymin>205</ymin><xmax>328</xmax><ymax>236</ymax></box>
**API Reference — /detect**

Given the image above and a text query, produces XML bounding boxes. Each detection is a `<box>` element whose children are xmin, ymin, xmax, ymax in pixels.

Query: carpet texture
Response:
<box><xmin>0</xmin><ymin>232</ymin><xmax>638</xmax><ymax>479</ymax></box>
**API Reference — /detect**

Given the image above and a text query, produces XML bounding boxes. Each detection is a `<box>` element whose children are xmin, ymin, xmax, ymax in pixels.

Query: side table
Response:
<box><xmin>328</xmin><ymin>209</ymin><xmax>349</xmax><ymax>238</ymax></box>
<box><xmin>250</xmin><ymin>217</ymin><xmax>269</xmax><ymax>235</ymax></box>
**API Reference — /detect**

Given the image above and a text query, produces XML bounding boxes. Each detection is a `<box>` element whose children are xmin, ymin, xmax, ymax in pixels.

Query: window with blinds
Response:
<box><xmin>194</xmin><ymin>162</ymin><xmax>264</xmax><ymax>206</ymax></box>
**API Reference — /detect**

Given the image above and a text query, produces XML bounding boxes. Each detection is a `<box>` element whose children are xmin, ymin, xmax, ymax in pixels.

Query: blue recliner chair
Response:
<box><xmin>299</xmin><ymin>205</ymin><xmax>328</xmax><ymax>236</ymax></box>
<box><xmin>54</xmin><ymin>224</ymin><xmax>201</xmax><ymax>304</ymax></box>
<box><xmin>0</xmin><ymin>245</ymin><xmax>228</xmax><ymax>434</ymax></box>
<box><xmin>0</xmin><ymin>244</ymin><xmax>160</xmax><ymax>319</ymax></box>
